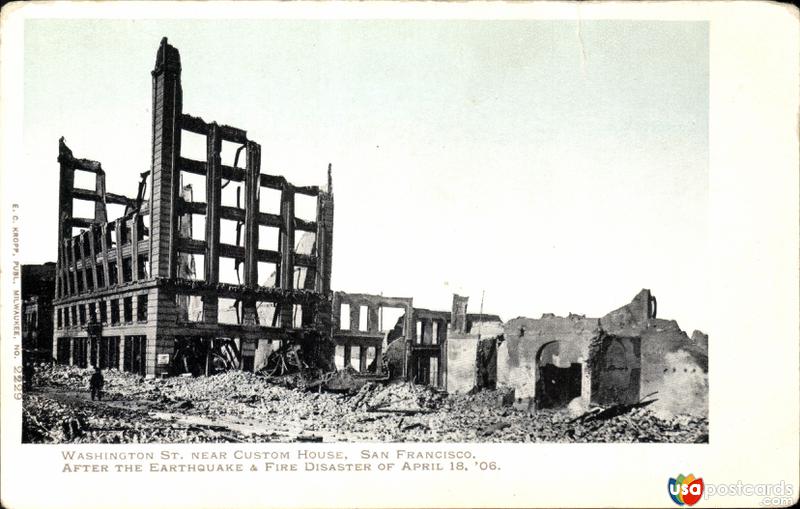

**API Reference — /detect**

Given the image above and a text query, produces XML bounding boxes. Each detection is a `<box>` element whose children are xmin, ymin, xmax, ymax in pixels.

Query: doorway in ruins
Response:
<box><xmin>535</xmin><ymin>341</ymin><xmax>582</xmax><ymax>409</ymax></box>
<box><xmin>410</xmin><ymin>349</ymin><xmax>442</xmax><ymax>388</ymax></box>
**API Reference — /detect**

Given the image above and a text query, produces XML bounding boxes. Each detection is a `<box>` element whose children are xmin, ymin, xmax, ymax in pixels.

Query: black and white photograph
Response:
<box><xmin>1</xmin><ymin>2</ymin><xmax>797</xmax><ymax>508</ymax></box>
<box><xmin>17</xmin><ymin>18</ymin><xmax>711</xmax><ymax>445</ymax></box>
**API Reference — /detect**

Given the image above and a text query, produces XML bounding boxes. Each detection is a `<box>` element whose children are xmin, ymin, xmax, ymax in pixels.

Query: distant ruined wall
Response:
<box><xmin>496</xmin><ymin>290</ymin><xmax>708</xmax><ymax>416</ymax></box>
<box><xmin>446</xmin><ymin>338</ymin><xmax>479</xmax><ymax>394</ymax></box>
<box><xmin>498</xmin><ymin>315</ymin><xmax>598</xmax><ymax>401</ymax></box>
<box><xmin>446</xmin><ymin>319</ymin><xmax>504</xmax><ymax>394</ymax></box>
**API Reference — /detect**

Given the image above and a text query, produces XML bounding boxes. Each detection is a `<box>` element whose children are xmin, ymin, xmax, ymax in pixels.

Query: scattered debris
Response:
<box><xmin>23</xmin><ymin>365</ymin><xmax>708</xmax><ymax>444</ymax></box>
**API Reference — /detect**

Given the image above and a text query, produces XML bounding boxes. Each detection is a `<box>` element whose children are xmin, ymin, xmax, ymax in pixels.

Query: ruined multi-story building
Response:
<box><xmin>331</xmin><ymin>291</ymin><xmax>501</xmax><ymax>389</ymax></box>
<box><xmin>52</xmin><ymin>38</ymin><xmax>334</xmax><ymax>377</ymax></box>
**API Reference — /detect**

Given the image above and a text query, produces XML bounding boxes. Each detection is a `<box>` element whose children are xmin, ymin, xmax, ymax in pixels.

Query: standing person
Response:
<box><xmin>89</xmin><ymin>367</ymin><xmax>104</xmax><ymax>401</ymax></box>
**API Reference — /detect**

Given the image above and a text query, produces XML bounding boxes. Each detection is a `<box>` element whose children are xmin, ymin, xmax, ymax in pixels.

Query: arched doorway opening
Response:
<box><xmin>535</xmin><ymin>341</ymin><xmax>582</xmax><ymax>409</ymax></box>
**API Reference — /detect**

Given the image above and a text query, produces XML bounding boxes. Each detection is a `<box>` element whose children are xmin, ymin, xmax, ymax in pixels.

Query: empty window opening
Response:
<box><xmin>180</xmin><ymin>130</ymin><xmax>207</xmax><ymax>162</ymax></box>
<box><xmin>218</xmin><ymin>298</ymin><xmax>241</xmax><ymax>324</ymax></box>
<box><xmin>259</xmin><ymin>186</ymin><xmax>281</xmax><ymax>214</ymax></box>
<box><xmin>295</xmin><ymin>232</ymin><xmax>316</xmax><ymax>255</ymax></box>
<box><xmin>176</xmin><ymin>294</ymin><xmax>204</xmax><ymax>322</ymax></box>
<box><xmin>123</xmin><ymin>297</ymin><xmax>133</xmax><ymax>323</ymax></box>
<box><xmin>177</xmin><ymin>252</ymin><xmax>204</xmax><ymax>280</ymax></box>
<box><xmin>294</xmin><ymin>267</ymin><xmax>309</xmax><ymax>290</ymax></box>
<box><xmin>136</xmin><ymin>215</ymin><xmax>149</xmax><ymax>241</ymax></box>
<box><xmin>379</xmin><ymin>307</ymin><xmax>406</xmax><ymax>334</ymax></box>
<box><xmin>219</xmin><ymin>256</ymin><xmax>242</xmax><ymax>285</ymax></box>
<box><xmin>258</xmin><ymin>225</ymin><xmax>280</xmax><ymax>251</ymax></box>
<box><xmin>88</xmin><ymin>303</ymin><xmax>97</xmax><ymax>323</ymax></box>
<box><xmin>86</xmin><ymin>270</ymin><xmax>94</xmax><ymax>290</ymax></box>
<box><xmin>220</xmin><ymin>218</ymin><xmax>242</xmax><ymax>247</ymax></box>
<box><xmin>72</xmin><ymin>198</ymin><xmax>96</xmax><ymax>220</ymax></box>
<box><xmin>257</xmin><ymin>262</ymin><xmax>277</xmax><ymax>287</ymax></box>
<box><xmin>334</xmin><ymin>345</ymin><xmax>345</xmax><ymax>371</ymax></box>
<box><xmin>179</xmin><ymin>213</ymin><xmax>206</xmax><ymax>241</ymax></box>
<box><xmin>57</xmin><ymin>308</ymin><xmax>63</xmax><ymax>329</ymax></box>
<box><xmin>294</xmin><ymin>193</ymin><xmax>317</xmax><ymax>222</ymax></box>
<box><xmin>121</xmin><ymin>221</ymin><xmax>132</xmax><ymax>245</ymax></box>
<box><xmin>180</xmin><ymin>171</ymin><xmax>206</xmax><ymax>203</ymax></box>
<box><xmin>99</xmin><ymin>300</ymin><xmax>107</xmax><ymax>323</ymax></box>
<box><xmin>82</xmin><ymin>234</ymin><xmax>91</xmax><ymax>256</ymax></box>
<box><xmin>292</xmin><ymin>305</ymin><xmax>303</xmax><ymax>328</ymax></box>
<box><xmin>137</xmin><ymin>294</ymin><xmax>148</xmax><ymax>322</ymax></box>
<box><xmin>220</xmin><ymin>140</ymin><xmax>246</xmax><ymax>168</ymax></box>
<box><xmin>78</xmin><ymin>305</ymin><xmax>86</xmax><ymax>325</ymax></box>
<box><xmin>359</xmin><ymin>305</ymin><xmax>368</xmax><ymax>331</ymax></box>
<box><xmin>122</xmin><ymin>258</ymin><xmax>133</xmax><ymax>283</ymax></box>
<box><xmin>64</xmin><ymin>308</ymin><xmax>70</xmax><ymax>327</ymax></box>
<box><xmin>107</xmin><ymin>261</ymin><xmax>118</xmax><ymax>286</ymax></box>
<box><xmin>92</xmin><ymin>228</ymin><xmax>102</xmax><ymax>250</ymax></box>
<box><xmin>365</xmin><ymin>347</ymin><xmax>377</xmax><ymax>372</ymax></box>
<box><xmin>339</xmin><ymin>304</ymin><xmax>351</xmax><ymax>330</ymax></box>
<box><xmin>110</xmin><ymin>300</ymin><xmax>120</xmax><ymax>325</ymax></box>
<box><xmin>137</xmin><ymin>254</ymin><xmax>149</xmax><ymax>279</ymax></box>
<box><xmin>96</xmin><ymin>265</ymin><xmax>105</xmax><ymax>287</ymax></box>
<box><xmin>221</xmin><ymin>180</ymin><xmax>244</xmax><ymax>209</ymax></box>
<box><xmin>349</xmin><ymin>346</ymin><xmax>361</xmax><ymax>370</ymax></box>
<box><xmin>76</xmin><ymin>274</ymin><xmax>84</xmax><ymax>293</ymax></box>
<box><xmin>73</xmin><ymin>170</ymin><xmax>96</xmax><ymax>191</ymax></box>
<box><xmin>255</xmin><ymin>301</ymin><xmax>277</xmax><ymax>327</ymax></box>
<box><xmin>106</xmin><ymin>203</ymin><xmax>127</xmax><ymax>223</ymax></box>
<box><xmin>107</xmin><ymin>225</ymin><xmax>116</xmax><ymax>250</ymax></box>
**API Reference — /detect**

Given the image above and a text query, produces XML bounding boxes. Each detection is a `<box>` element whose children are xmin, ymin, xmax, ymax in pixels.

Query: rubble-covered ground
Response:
<box><xmin>22</xmin><ymin>364</ymin><xmax>708</xmax><ymax>444</ymax></box>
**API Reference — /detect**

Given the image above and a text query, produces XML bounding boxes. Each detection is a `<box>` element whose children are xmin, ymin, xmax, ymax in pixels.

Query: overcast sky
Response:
<box><xmin>22</xmin><ymin>19</ymin><xmax>708</xmax><ymax>333</ymax></box>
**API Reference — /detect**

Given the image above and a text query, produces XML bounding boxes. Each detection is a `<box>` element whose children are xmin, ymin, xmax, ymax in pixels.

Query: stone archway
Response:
<box><xmin>535</xmin><ymin>341</ymin><xmax>582</xmax><ymax>409</ymax></box>
<box><xmin>590</xmin><ymin>336</ymin><xmax>641</xmax><ymax>406</ymax></box>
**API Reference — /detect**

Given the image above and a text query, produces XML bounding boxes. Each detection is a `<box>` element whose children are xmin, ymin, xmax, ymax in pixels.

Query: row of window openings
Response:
<box><xmin>68</xmin><ymin>213</ymin><xmax>148</xmax><ymax>258</ymax></box>
<box><xmin>62</xmin><ymin>255</ymin><xmax>149</xmax><ymax>296</ymax></box>
<box><xmin>56</xmin><ymin>295</ymin><xmax>148</xmax><ymax>328</ymax></box>
<box><xmin>337</xmin><ymin>304</ymin><xmax>409</xmax><ymax>334</ymax></box>
<box><xmin>177</xmin><ymin>217</ymin><xmax>315</xmax><ymax>256</ymax></box>
<box><xmin>175</xmin><ymin>295</ymin><xmax>304</xmax><ymax>328</ymax></box>
<box><xmin>177</xmin><ymin>253</ymin><xmax>312</xmax><ymax>289</ymax></box>
<box><xmin>337</xmin><ymin>304</ymin><xmax>445</xmax><ymax>344</ymax></box>
<box><xmin>179</xmin><ymin>169</ymin><xmax>318</xmax><ymax>221</ymax></box>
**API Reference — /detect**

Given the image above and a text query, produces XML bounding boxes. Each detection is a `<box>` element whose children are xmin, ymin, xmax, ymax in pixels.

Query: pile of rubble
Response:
<box><xmin>23</xmin><ymin>365</ymin><xmax>708</xmax><ymax>443</ymax></box>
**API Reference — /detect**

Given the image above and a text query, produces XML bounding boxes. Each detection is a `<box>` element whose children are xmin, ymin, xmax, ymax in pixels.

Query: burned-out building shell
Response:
<box><xmin>52</xmin><ymin>38</ymin><xmax>334</xmax><ymax>377</ymax></box>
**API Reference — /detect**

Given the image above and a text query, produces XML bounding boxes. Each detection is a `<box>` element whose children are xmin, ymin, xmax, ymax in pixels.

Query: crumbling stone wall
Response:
<box><xmin>636</xmin><ymin>321</ymin><xmax>708</xmax><ymax>417</ymax></box>
<box><xmin>446</xmin><ymin>338</ymin><xmax>479</xmax><ymax>394</ymax></box>
<box><xmin>588</xmin><ymin>333</ymin><xmax>641</xmax><ymax>406</ymax></box>
<box><xmin>497</xmin><ymin>289</ymin><xmax>708</xmax><ymax>417</ymax></box>
<box><xmin>498</xmin><ymin>315</ymin><xmax>598</xmax><ymax>402</ymax></box>
<box><xmin>445</xmin><ymin>319</ymin><xmax>504</xmax><ymax>394</ymax></box>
